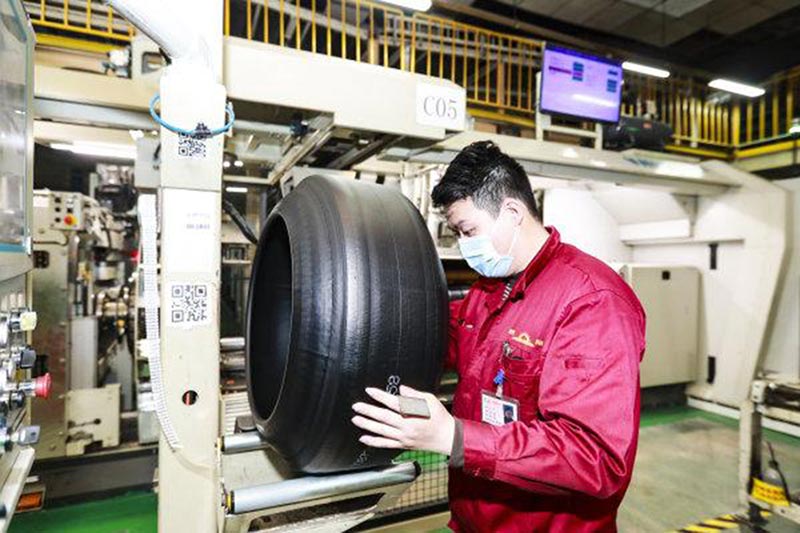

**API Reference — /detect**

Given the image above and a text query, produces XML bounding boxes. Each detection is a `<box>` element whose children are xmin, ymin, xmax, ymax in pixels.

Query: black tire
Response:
<box><xmin>246</xmin><ymin>175</ymin><xmax>447</xmax><ymax>474</ymax></box>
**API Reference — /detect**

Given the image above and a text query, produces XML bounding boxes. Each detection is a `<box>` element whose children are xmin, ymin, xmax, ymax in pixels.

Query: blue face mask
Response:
<box><xmin>458</xmin><ymin>218</ymin><xmax>520</xmax><ymax>278</ymax></box>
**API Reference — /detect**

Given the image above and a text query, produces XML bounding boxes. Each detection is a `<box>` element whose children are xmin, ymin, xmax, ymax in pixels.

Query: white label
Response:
<box><xmin>416</xmin><ymin>83</ymin><xmax>466</xmax><ymax>130</ymax></box>
<box><xmin>33</xmin><ymin>195</ymin><xmax>49</xmax><ymax>208</ymax></box>
<box><xmin>162</xmin><ymin>189</ymin><xmax>216</xmax><ymax>273</ymax></box>
<box><xmin>167</xmin><ymin>282</ymin><xmax>211</xmax><ymax>328</ymax></box>
<box><xmin>481</xmin><ymin>392</ymin><xmax>519</xmax><ymax>426</ymax></box>
<box><xmin>177</xmin><ymin>133</ymin><xmax>207</xmax><ymax>159</ymax></box>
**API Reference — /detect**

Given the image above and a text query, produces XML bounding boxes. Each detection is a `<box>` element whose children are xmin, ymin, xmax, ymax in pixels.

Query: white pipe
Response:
<box><xmin>228</xmin><ymin>462</ymin><xmax>420</xmax><ymax>514</ymax></box>
<box><xmin>106</xmin><ymin>0</ymin><xmax>200</xmax><ymax>62</ymax></box>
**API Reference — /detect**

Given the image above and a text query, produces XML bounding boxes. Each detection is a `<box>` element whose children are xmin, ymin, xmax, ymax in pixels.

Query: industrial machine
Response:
<box><xmin>30</xmin><ymin>190</ymin><xmax>135</xmax><ymax>459</ymax></box>
<box><xmin>0</xmin><ymin>0</ymin><xmax>51</xmax><ymax>527</ymax></box>
<box><xmin>740</xmin><ymin>379</ymin><xmax>800</xmax><ymax>529</ymax></box>
<box><xmin>36</xmin><ymin>0</ymin><xmax>792</xmax><ymax>529</ymax></box>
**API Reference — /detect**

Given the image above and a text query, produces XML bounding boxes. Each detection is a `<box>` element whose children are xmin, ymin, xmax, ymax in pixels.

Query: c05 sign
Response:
<box><xmin>415</xmin><ymin>83</ymin><xmax>466</xmax><ymax>131</ymax></box>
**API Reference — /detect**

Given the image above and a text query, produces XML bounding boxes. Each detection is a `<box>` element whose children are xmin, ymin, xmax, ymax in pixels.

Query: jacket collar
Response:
<box><xmin>512</xmin><ymin>226</ymin><xmax>561</xmax><ymax>297</ymax></box>
<box><xmin>479</xmin><ymin>226</ymin><xmax>561</xmax><ymax>306</ymax></box>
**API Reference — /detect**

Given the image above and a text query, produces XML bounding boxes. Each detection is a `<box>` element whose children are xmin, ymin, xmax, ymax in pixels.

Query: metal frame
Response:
<box><xmin>0</xmin><ymin>2</ymin><xmax>41</xmax><ymax>529</ymax></box>
<box><xmin>739</xmin><ymin>380</ymin><xmax>800</xmax><ymax>526</ymax></box>
<box><xmin>218</xmin><ymin>392</ymin><xmax>422</xmax><ymax>533</ymax></box>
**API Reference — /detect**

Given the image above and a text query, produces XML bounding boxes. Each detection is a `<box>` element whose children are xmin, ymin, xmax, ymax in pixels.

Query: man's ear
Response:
<box><xmin>502</xmin><ymin>198</ymin><xmax>525</xmax><ymax>226</ymax></box>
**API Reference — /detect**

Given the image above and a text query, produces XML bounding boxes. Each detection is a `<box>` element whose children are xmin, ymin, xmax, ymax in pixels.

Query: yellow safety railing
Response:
<box><xmin>221</xmin><ymin>0</ymin><xmax>800</xmax><ymax>155</ymax></box>
<box><xmin>24</xmin><ymin>0</ymin><xmax>134</xmax><ymax>42</ymax></box>
<box><xmin>738</xmin><ymin>68</ymin><xmax>799</xmax><ymax>148</ymax></box>
<box><xmin>621</xmin><ymin>74</ymin><xmax>735</xmax><ymax>150</ymax></box>
<box><xmin>225</xmin><ymin>0</ymin><xmax>407</xmax><ymax>69</ymax></box>
<box><xmin>407</xmin><ymin>14</ymin><xmax>542</xmax><ymax>114</ymax></box>
<box><xmin>223</xmin><ymin>0</ymin><xmax>542</xmax><ymax>114</ymax></box>
<box><xmin>23</xmin><ymin>0</ymin><xmax>800</xmax><ymax>156</ymax></box>
<box><xmin>621</xmin><ymin>69</ymin><xmax>800</xmax><ymax>154</ymax></box>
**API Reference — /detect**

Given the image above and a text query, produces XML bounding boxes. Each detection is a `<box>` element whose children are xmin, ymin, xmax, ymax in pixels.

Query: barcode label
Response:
<box><xmin>177</xmin><ymin>133</ymin><xmax>207</xmax><ymax>159</ymax></box>
<box><xmin>168</xmin><ymin>283</ymin><xmax>210</xmax><ymax>327</ymax></box>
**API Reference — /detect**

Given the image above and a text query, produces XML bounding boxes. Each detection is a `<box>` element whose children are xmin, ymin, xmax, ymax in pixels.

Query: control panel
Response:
<box><xmin>33</xmin><ymin>191</ymin><xmax>88</xmax><ymax>231</ymax></box>
<box><xmin>0</xmin><ymin>309</ymin><xmax>49</xmax><ymax>453</ymax></box>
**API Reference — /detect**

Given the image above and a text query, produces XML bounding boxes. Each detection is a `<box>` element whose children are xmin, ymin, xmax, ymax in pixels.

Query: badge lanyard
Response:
<box><xmin>484</xmin><ymin>340</ymin><xmax>519</xmax><ymax>426</ymax></box>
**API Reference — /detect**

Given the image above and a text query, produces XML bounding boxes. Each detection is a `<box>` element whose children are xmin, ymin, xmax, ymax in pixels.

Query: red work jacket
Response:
<box><xmin>447</xmin><ymin>227</ymin><xmax>646</xmax><ymax>532</ymax></box>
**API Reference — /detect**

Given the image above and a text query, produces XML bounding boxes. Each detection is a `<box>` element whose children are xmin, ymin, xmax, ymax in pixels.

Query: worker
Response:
<box><xmin>352</xmin><ymin>140</ymin><xmax>646</xmax><ymax>532</ymax></box>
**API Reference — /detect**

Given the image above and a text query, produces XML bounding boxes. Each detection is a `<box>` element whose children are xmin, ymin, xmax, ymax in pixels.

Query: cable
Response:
<box><xmin>222</xmin><ymin>198</ymin><xmax>259</xmax><ymax>245</ymax></box>
<box><xmin>149</xmin><ymin>94</ymin><xmax>235</xmax><ymax>139</ymax></box>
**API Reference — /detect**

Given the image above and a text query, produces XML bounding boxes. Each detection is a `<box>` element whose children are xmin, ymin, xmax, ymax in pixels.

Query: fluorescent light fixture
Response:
<box><xmin>51</xmin><ymin>142</ymin><xmax>136</xmax><ymax>160</ymax></box>
<box><xmin>233</xmin><ymin>160</ymin><xmax>244</xmax><ymax>168</ymax></box>
<box><xmin>708</xmin><ymin>79</ymin><xmax>765</xmax><ymax>98</ymax></box>
<box><xmin>378</xmin><ymin>0</ymin><xmax>431</xmax><ymax>11</ymax></box>
<box><xmin>622</xmin><ymin>61</ymin><xmax>670</xmax><ymax>78</ymax></box>
<box><xmin>225</xmin><ymin>186</ymin><xmax>248</xmax><ymax>194</ymax></box>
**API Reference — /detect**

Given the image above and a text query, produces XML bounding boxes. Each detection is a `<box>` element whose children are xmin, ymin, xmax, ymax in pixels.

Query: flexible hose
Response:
<box><xmin>222</xmin><ymin>199</ymin><xmax>259</xmax><ymax>245</ymax></box>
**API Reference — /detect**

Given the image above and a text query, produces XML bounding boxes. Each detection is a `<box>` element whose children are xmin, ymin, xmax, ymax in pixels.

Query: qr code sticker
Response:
<box><xmin>169</xmin><ymin>283</ymin><xmax>210</xmax><ymax>327</ymax></box>
<box><xmin>177</xmin><ymin>133</ymin><xmax>207</xmax><ymax>159</ymax></box>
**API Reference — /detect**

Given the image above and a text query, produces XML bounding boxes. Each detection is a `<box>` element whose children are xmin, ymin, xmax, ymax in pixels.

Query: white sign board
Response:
<box><xmin>415</xmin><ymin>83</ymin><xmax>466</xmax><ymax>131</ymax></box>
<box><xmin>162</xmin><ymin>189</ymin><xmax>217</xmax><ymax>274</ymax></box>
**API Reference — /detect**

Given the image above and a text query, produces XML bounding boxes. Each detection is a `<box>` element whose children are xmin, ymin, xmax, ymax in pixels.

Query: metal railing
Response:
<box><xmin>223</xmin><ymin>0</ymin><xmax>800</xmax><ymax>154</ymax></box>
<box><xmin>23</xmin><ymin>0</ymin><xmax>800</xmax><ymax>156</ymax></box>
<box><xmin>621</xmin><ymin>74</ymin><xmax>735</xmax><ymax>150</ymax></box>
<box><xmin>621</xmin><ymin>69</ymin><xmax>800</xmax><ymax>153</ymax></box>
<box><xmin>224</xmin><ymin>0</ymin><xmax>408</xmax><ymax>68</ymax></box>
<box><xmin>224</xmin><ymin>0</ymin><xmax>543</xmax><ymax>114</ymax></box>
<box><xmin>738</xmin><ymin>68</ymin><xmax>799</xmax><ymax>148</ymax></box>
<box><xmin>407</xmin><ymin>14</ymin><xmax>541</xmax><ymax>114</ymax></box>
<box><xmin>24</xmin><ymin>0</ymin><xmax>134</xmax><ymax>41</ymax></box>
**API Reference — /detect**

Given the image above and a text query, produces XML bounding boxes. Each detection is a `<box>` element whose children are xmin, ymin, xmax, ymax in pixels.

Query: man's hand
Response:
<box><xmin>352</xmin><ymin>385</ymin><xmax>455</xmax><ymax>456</ymax></box>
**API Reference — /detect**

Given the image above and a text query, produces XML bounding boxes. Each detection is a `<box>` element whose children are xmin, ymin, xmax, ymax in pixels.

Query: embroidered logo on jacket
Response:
<box><xmin>507</xmin><ymin>329</ymin><xmax>544</xmax><ymax>348</ymax></box>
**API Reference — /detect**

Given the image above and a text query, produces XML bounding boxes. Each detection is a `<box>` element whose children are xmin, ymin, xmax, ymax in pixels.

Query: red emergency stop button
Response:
<box><xmin>63</xmin><ymin>214</ymin><xmax>75</xmax><ymax>226</ymax></box>
<box><xmin>34</xmin><ymin>373</ymin><xmax>52</xmax><ymax>399</ymax></box>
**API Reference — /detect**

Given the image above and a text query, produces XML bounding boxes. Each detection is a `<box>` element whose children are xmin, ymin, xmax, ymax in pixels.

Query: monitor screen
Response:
<box><xmin>539</xmin><ymin>45</ymin><xmax>622</xmax><ymax>123</ymax></box>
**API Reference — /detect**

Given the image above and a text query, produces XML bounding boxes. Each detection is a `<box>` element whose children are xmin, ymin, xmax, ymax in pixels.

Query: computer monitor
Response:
<box><xmin>539</xmin><ymin>44</ymin><xmax>623</xmax><ymax>123</ymax></box>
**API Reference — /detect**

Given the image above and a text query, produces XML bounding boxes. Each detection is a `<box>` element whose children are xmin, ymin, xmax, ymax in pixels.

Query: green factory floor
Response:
<box><xmin>10</xmin><ymin>406</ymin><xmax>800</xmax><ymax>533</ymax></box>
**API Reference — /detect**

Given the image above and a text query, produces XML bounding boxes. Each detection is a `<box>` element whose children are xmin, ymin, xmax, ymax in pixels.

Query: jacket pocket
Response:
<box><xmin>500</xmin><ymin>345</ymin><xmax>544</xmax><ymax>423</ymax></box>
<box><xmin>560</xmin><ymin>355</ymin><xmax>603</xmax><ymax>382</ymax></box>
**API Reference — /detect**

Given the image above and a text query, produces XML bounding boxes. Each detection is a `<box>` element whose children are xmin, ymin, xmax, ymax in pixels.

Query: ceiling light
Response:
<box><xmin>51</xmin><ymin>142</ymin><xmax>136</xmax><ymax>160</ymax></box>
<box><xmin>622</xmin><ymin>61</ymin><xmax>670</xmax><ymax>79</ymax></box>
<box><xmin>225</xmin><ymin>186</ymin><xmax>248</xmax><ymax>194</ymax></box>
<box><xmin>377</xmin><ymin>0</ymin><xmax>431</xmax><ymax>11</ymax></box>
<box><xmin>223</xmin><ymin>160</ymin><xmax>231</xmax><ymax>169</ymax></box>
<box><xmin>789</xmin><ymin>118</ymin><xmax>800</xmax><ymax>135</ymax></box>
<box><xmin>233</xmin><ymin>160</ymin><xmax>244</xmax><ymax>168</ymax></box>
<box><xmin>708</xmin><ymin>79</ymin><xmax>765</xmax><ymax>98</ymax></box>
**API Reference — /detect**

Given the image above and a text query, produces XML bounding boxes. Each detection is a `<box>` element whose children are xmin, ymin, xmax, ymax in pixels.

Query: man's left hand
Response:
<box><xmin>352</xmin><ymin>385</ymin><xmax>455</xmax><ymax>456</ymax></box>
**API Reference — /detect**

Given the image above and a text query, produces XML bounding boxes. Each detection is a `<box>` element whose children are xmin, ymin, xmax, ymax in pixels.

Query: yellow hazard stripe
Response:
<box><xmin>702</xmin><ymin>519</ymin><xmax>737</xmax><ymax>529</ymax></box>
<box><xmin>670</xmin><ymin>510</ymin><xmax>772</xmax><ymax>533</ymax></box>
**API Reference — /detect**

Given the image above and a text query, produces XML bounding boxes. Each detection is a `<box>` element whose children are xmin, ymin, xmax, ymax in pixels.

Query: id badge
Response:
<box><xmin>481</xmin><ymin>391</ymin><xmax>519</xmax><ymax>426</ymax></box>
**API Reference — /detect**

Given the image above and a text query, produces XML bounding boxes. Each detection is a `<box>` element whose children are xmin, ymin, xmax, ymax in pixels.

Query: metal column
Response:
<box><xmin>106</xmin><ymin>1</ymin><xmax>227</xmax><ymax>530</ymax></box>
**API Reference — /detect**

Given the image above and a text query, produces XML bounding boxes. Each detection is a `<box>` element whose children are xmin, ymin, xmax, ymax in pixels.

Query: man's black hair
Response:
<box><xmin>431</xmin><ymin>140</ymin><xmax>540</xmax><ymax>220</ymax></box>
